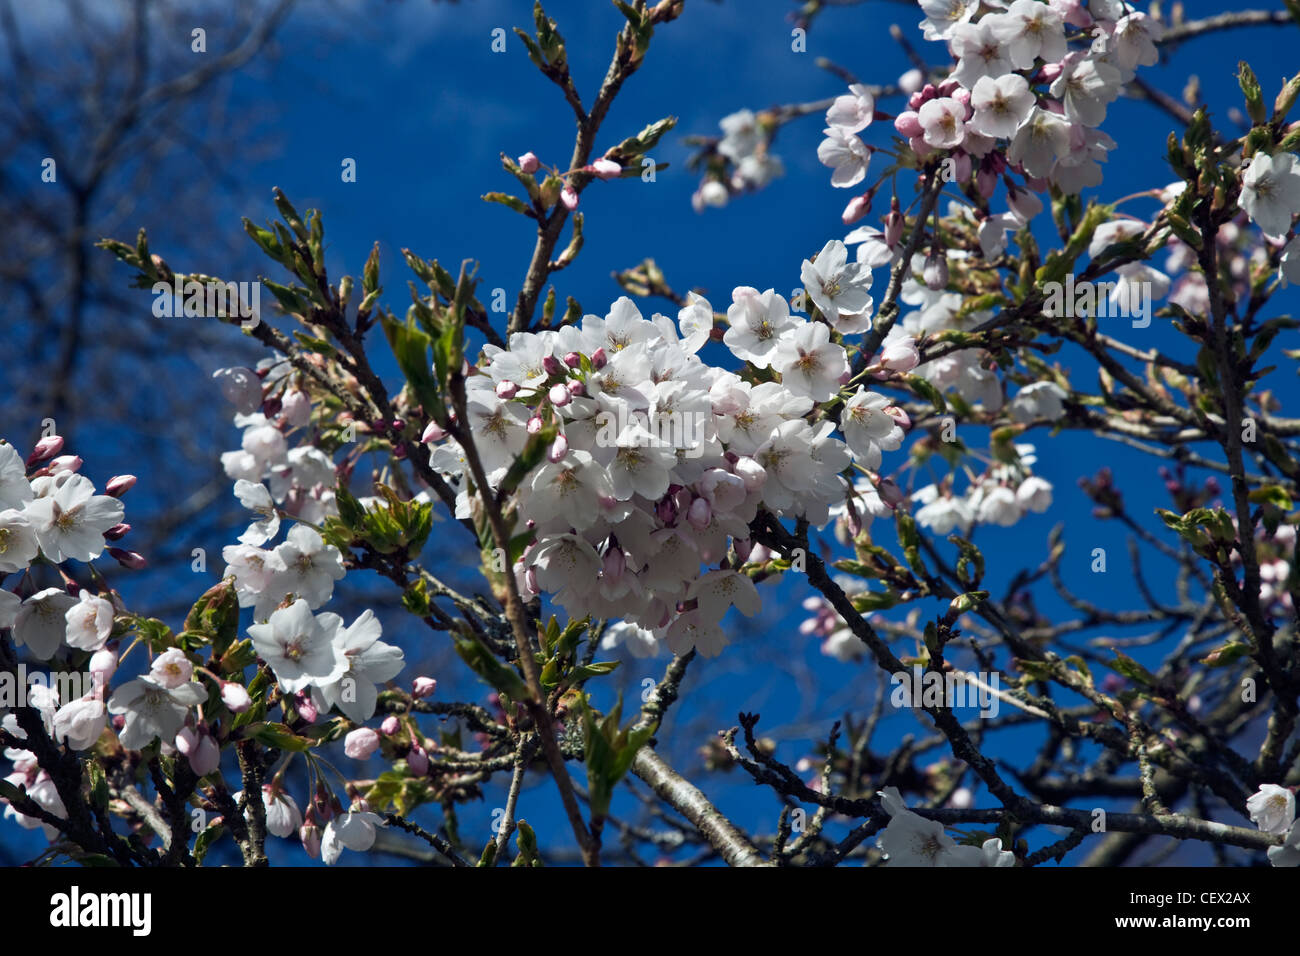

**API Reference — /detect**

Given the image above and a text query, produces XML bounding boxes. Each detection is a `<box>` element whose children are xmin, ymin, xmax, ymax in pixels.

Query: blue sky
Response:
<box><xmin>7</xmin><ymin>0</ymin><xmax>1300</xmax><ymax>866</ymax></box>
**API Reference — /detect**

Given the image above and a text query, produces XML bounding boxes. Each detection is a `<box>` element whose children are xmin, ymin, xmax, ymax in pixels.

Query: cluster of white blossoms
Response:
<box><xmin>216</xmin><ymin>358</ymin><xmax>340</xmax><ymax>529</ymax></box>
<box><xmin>0</xmin><ymin>435</ymin><xmax>138</xmax><ymax>834</ymax></box>
<box><xmin>433</xmin><ymin>292</ymin><xmax>920</xmax><ymax>657</ymax></box>
<box><xmin>913</xmin><ymin>443</ymin><xmax>1054</xmax><ymax>535</ymax></box>
<box><xmin>876</xmin><ymin>786</ymin><xmax>1014</xmax><ymax>866</ymax></box>
<box><xmin>693</xmin><ymin>109</ymin><xmax>785</xmax><ymax>211</ymax></box>
<box><xmin>1246</xmin><ymin>784</ymin><xmax>1300</xmax><ymax>867</ymax></box>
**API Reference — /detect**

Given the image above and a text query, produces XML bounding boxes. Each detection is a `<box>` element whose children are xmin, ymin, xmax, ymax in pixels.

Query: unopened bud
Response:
<box><xmin>589</xmin><ymin>158</ymin><xmax>622</xmax><ymax>179</ymax></box>
<box><xmin>590</xmin><ymin>347</ymin><xmax>608</xmax><ymax>369</ymax></box>
<box><xmin>26</xmin><ymin>435</ymin><xmax>63</xmax><ymax>466</ymax></box>
<box><xmin>104</xmin><ymin>523</ymin><xmax>131</xmax><ymax>541</ymax></box>
<box><xmin>108</xmin><ymin>548</ymin><xmax>146</xmax><ymax>570</ymax></box>
<box><xmin>496</xmin><ymin>380</ymin><xmax>519</xmax><ymax>399</ymax></box>
<box><xmin>412</xmin><ymin>676</ymin><xmax>437</xmax><ymax>699</ymax></box>
<box><xmin>105</xmin><ymin>474</ymin><xmax>137</xmax><ymax>497</ymax></box>
<box><xmin>548</xmin><ymin>433</ymin><xmax>569</xmax><ymax>462</ymax></box>
<box><xmin>518</xmin><ymin>152</ymin><xmax>540</xmax><ymax>174</ymax></box>
<box><xmin>561</xmin><ymin>185</ymin><xmax>579</xmax><ymax>211</ymax></box>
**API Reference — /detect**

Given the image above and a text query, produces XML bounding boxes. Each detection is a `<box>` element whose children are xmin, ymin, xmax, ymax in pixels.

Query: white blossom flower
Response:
<box><xmin>600</xmin><ymin>620</ymin><xmax>663</xmax><ymax>658</ymax></box>
<box><xmin>149</xmin><ymin>648</ymin><xmax>194</xmax><ymax>689</ymax></box>
<box><xmin>1050</xmin><ymin>54</ymin><xmax>1122</xmax><ymax>127</ymax></box>
<box><xmin>723</xmin><ymin>288</ymin><xmax>800</xmax><ymax>368</ymax></box>
<box><xmin>23</xmin><ymin>474</ymin><xmax>124</xmax><ymax>563</ymax></box>
<box><xmin>918</xmin><ymin>97</ymin><xmax>966</xmax><ymax>150</ymax></box>
<box><xmin>988</xmin><ymin>0</ymin><xmax>1066</xmax><ymax>69</ymax></box>
<box><xmin>876</xmin><ymin>787</ymin><xmax>983</xmax><ymax>866</ymax></box>
<box><xmin>817</xmin><ymin>127</ymin><xmax>870</xmax><ymax>188</ymax></box>
<box><xmin>247</xmin><ymin>599</ymin><xmax>347</xmax><ymax>693</ymax></box>
<box><xmin>312</xmin><ymin>610</ymin><xmax>405</xmax><ymax>722</ymax></box>
<box><xmin>64</xmin><ymin>589</ymin><xmax>114</xmax><ymax>652</ymax></box>
<box><xmin>842</xmin><ymin>390</ymin><xmax>904</xmax><ymax>468</ymax></box>
<box><xmin>1247</xmin><ymin>784</ymin><xmax>1296</xmax><ymax>836</ymax></box>
<box><xmin>974</xmin><ymin>484</ymin><xmax>1021</xmax><ymax>526</ymax></box>
<box><xmin>322</xmin><ymin>808</ymin><xmax>385</xmax><ymax>865</ymax></box>
<box><xmin>107</xmin><ymin>677</ymin><xmax>207</xmax><ymax>750</ymax></box>
<box><xmin>1241</xmin><ymin>152</ymin><xmax>1300</xmax><ymax>239</ymax></box>
<box><xmin>1015</xmin><ymin>475</ymin><xmax>1053</xmax><ymax>513</ymax></box>
<box><xmin>917</xmin><ymin>0</ymin><xmax>978</xmax><ymax>41</ymax></box>
<box><xmin>1008</xmin><ymin>381</ymin><xmax>1068</xmax><ymax>423</ymax></box>
<box><xmin>14</xmin><ymin>587</ymin><xmax>78</xmax><ymax>660</ymax></box>
<box><xmin>968</xmin><ymin>73</ymin><xmax>1035</xmax><ymax>139</ymax></box>
<box><xmin>235</xmin><ymin>479</ymin><xmax>280</xmax><ymax>546</ymax></box>
<box><xmin>53</xmin><ymin>696</ymin><xmax>105</xmax><ymax>751</ymax></box>
<box><xmin>0</xmin><ymin>443</ymin><xmax>33</xmax><ymax>512</ymax></box>
<box><xmin>825</xmin><ymin>84</ymin><xmax>876</xmax><ymax>133</ymax></box>
<box><xmin>1008</xmin><ymin>107</ymin><xmax>1071</xmax><ymax>179</ymax></box>
<box><xmin>772</xmin><ymin>322</ymin><xmax>849</xmax><ymax>402</ymax></box>
<box><xmin>260</xmin><ymin>524</ymin><xmax>346</xmax><ymax>617</ymax></box>
<box><xmin>948</xmin><ymin>19</ymin><xmax>1014</xmax><ymax>88</ymax></box>
<box><xmin>801</xmin><ymin>239</ymin><xmax>874</xmax><ymax>331</ymax></box>
<box><xmin>687</xmin><ymin>569</ymin><xmax>761</xmax><ymax>625</ymax></box>
<box><xmin>1269</xmin><ymin>820</ymin><xmax>1300</xmax><ymax>867</ymax></box>
<box><xmin>0</xmin><ymin>509</ymin><xmax>39</xmax><ymax>573</ymax></box>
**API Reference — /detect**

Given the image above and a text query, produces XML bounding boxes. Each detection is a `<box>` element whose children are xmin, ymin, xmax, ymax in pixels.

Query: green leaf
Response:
<box><xmin>244</xmin><ymin>722</ymin><xmax>314</xmax><ymax>752</ymax></box>
<box><xmin>1108</xmin><ymin>651</ymin><xmax>1156</xmax><ymax>687</ymax></box>
<box><xmin>454</xmin><ymin>631</ymin><xmax>530</xmax><ymax>700</ymax></box>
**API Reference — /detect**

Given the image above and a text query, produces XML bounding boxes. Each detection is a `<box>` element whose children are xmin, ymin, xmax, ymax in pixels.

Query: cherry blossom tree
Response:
<box><xmin>4</xmin><ymin>0</ymin><xmax>1300</xmax><ymax>868</ymax></box>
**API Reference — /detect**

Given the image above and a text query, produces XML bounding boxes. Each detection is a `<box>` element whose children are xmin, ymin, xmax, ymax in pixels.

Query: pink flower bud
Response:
<box><xmin>566</xmin><ymin>380</ymin><xmax>585</xmax><ymax>398</ymax></box>
<box><xmin>733</xmin><ymin>538</ymin><xmax>753</xmax><ymax>562</ymax></box>
<box><xmin>542</xmin><ymin>354</ymin><xmax>564</xmax><ymax>377</ymax></box>
<box><xmin>1038</xmin><ymin>62</ymin><xmax>1063</xmax><ymax>84</ymax></box>
<box><xmin>176</xmin><ymin>725</ymin><xmax>221</xmax><ymax>777</ymax></box>
<box><xmin>589</xmin><ymin>158</ymin><xmax>622</xmax><ymax>179</ymax></box>
<box><xmin>590</xmin><ymin>347</ymin><xmax>607</xmax><ymax>369</ymax></box>
<box><xmin>977</xmin><ymin>165</ymin><xmax>998</xmax><ymax>198</ymax></box>
<box><xmin>937</xmin><ymin>79</ymin><xmax>959</xmax><ymax>97</ymax></box>
<box><xmin>221</xmin><ymin>682</ymin><xmax>252</xmax><ymax>713</ymax></box>
<box><xmin>381</xmin><ymin>716</ymin><xmax>400</xmax><ymax>735</ymax></box>
<box><xmin>563</xmin><ymin>351</ymin><xmax>583</xmax><ymax>368</ymax></box>
<box><xmin>26</xmin><ymin>435</ymin><xmax>63</xmax><ymax>466</ymax></box>
<box><xmin>842</xmin><ymin>194</ymin><xmax>871</xmax><ymax>224</ymax></box>
<box><xmin>105</xmin><ymin>474</ymin><xmax>137</xmax><ymax>498</ymax></box>
<box><xmin>108</xmin><ymin>548</ymin><xmax>146</xmax><ymax>570</ymax></box>
<box><xmin>561</xmin><ymin>185</ymin><xmax>579</xmax><ymax>210</ymax></box>
<box><xmin>547</xmin><ymin>433</ymin><xmax>569</xmax><ymax>462</ymax></box>
<box><xmin>407</xmin><ymin>746</ymin><xmax>429</xmax><ymax>776</ymax></box>
<box><xmin>296</xmin><ymin>692</ymin><xmax>318</xmax><ymax>724</ymax></box>
<box><xmin>548</xmin><ymin>383</ymin><xmax>571</xmax><ymax>407</ymax></box>
<box><xmin>527</xmin><ymin>415</ymin><xmax>544</xmax><ymax>435</ymax></box>
<box><xmin>884</xmin><ymin>405</ymin><xmax>911</xmax><ymax>428</ymax></box>
<box><xmin>496</xmin><ymin>380</ymin><xmax>519</xmax><ymax>399</ymax></box>
<box><xmin>104</xmin><ymin>523</ymin><xmax>131</xmax><ymax>541</ymax></box>
<box><xmin>421</xmin><ymin>421</ymin><xmax>446</xmax><ymax>443</ymax></box>
<box><xmin>279</xmin><ymin>388</ymin><xmax>312</xmax><ymax>428</ymax></box>
<box><xmin>894</xmin><ymin>110</ymin><xmax>923</xmax><ymax>138</ymax></box>
<box><xmin>877</xmin><ymin>478</ymin><xmax>906</xmax><ymax>508</ymax></box>
<box><xmin>602</xmin><ymin>547</ymin><xmax>626</xmax><ymax>585</ymax></box>
<box><xmin>518</xmin><ymin>152</ymin><xmax>540</xmax><ymax>174</ymax></box>
<box><xmin>48</xmin><ymin>455</ymin><xmax>82</xmax><ymax>474</ymax></box>
<box><xmin>300</xmin><ymin>824</ymin><xmax>321</xmax><ymax>858</ymax></box>
<box><xmin>687</xmin><ymin>497</ymin><xmax>712</xmax><ymax>530</ymax></box>
<box><xmin>951</xmin><ymin>151</ymin><xmax>971</xmax><ymax>183</ymax></box>
<box><xmin>344</xmin><ymin>728</ymin><xmax>381</xmax><ymax>759</ymax></box>
<box><xmin>412</xmin><ymin>677</ymin><xmax>437</xmax><ymax>699</ymax></box>
<box><xmin>89</xmin><ymin>649</ymin><xmax>117</xmax><ymax>685</ymax></box>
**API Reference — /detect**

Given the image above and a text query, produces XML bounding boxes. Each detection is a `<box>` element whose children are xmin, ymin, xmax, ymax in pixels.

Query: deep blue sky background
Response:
<box><xmin>6</xmin><ymin>0</ymin><xmax>1300</xmax><ymax>866</ymax></box>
